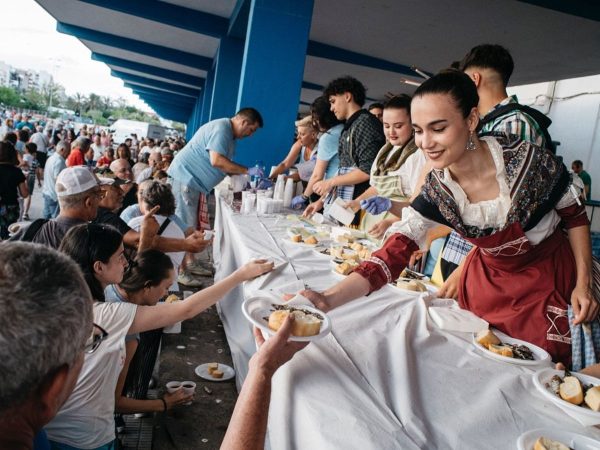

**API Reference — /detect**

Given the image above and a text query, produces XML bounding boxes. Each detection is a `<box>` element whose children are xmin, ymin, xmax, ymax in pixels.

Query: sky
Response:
<box><xmin>0</xmin><ymin>0</ymin><xmax>152</xmax><ymax>112</ymax></box>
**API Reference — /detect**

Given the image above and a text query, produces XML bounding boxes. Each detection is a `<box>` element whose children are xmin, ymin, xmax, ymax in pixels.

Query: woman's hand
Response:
<box><xmin>164</xmin><ymin>389</ymin><xmax>194</xmax><ymax>409</ymax></box>
<box><xmin>299</xmin><ymin>289</ymin><xmax>331</xmax><ymax>312</ymax></box>
<box><xmin>302</xmin><ymin>199</ymin><xmax>323</xmax><ymax>218</ymax></box>
<box><xmin>235</xmin><ymin>259</ymin><xmax>275</xmax><ymax>281</ymax></box>
<box><xmin>437</xmin><ymin>266</ymin><xmax>462</xmax><ymax>300</ymax></box>
<box><xmin>344</xmin><ymin>199</ymin><xmax>361</xmax><ymax>213</ymax></box>
<box><xmin>368</xmin><ymin>218</ymin><xmax>394</xmax><ymax>239</ymax></box>
<box><xmin>313</xmin><ymin>179</ymin><xmax>334</xmax><ymax>196</ymax></box>
<box><xmin>571</xmin><ymin>283</ymin><xmax>599</xmax><ymax>325</ymax></box>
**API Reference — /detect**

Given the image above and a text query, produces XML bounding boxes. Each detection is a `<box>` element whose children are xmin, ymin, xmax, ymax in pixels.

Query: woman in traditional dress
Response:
<box><xmin>345</xmin><ymin>95</ymin><xmax>427</xmax><ymax>239</ymax></box>
<box><xmin>303</xmin><ymin>70</ymin><xmax>597</xmax><ymax>365</ymax></box>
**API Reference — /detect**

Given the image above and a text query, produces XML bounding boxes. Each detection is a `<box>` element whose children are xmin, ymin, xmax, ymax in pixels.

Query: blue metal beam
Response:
<box><xmin>124</xmin><ymin>83</ymin><xmax>197</xmax><ymax>103</ymax></box>
<box><xmin>112</xmin><ymin>70</ymin><xmax>200</xmax><ymax>97</ymax></box>
<box><xmin>301</xmin><ymin>81</ymin><xmax>323</xmax><ymax>91</ymax></box>
<box><xmin>517</xmin><ymin>0</ymin><xmax>600</xmax><ymax>21</ymax></box>
<box><xmin>143</xmin><ymin>101</ymin><xmax>188</xmax><ymax>123</ymax></box>
<box><xmin>133</xmin><ymin>92</ymin><xmax>195</xmax><ymax>108</ymax></box>
<box><xmin>78</xmin><ymin>0</ymin><xmax>229</xmax><ymax>36</ymax></box>
<box><xmin>228</xmin><ymin>0</ymin><xmax>251</xmax><ymax>38</ymax></box>
<box><xmin>306</xmin><ymin>41</ymin><xmax>425</xmax><ymax>78</ymax></box>
<box><xmin>57</xmin><ymin>22</ymin><xmax>212</xmax><ymax>70</ymax></box>
<box><xmin>91</xmin><ymin>53</ymin><xmax>205</xmax><ymax>87</ymax></box>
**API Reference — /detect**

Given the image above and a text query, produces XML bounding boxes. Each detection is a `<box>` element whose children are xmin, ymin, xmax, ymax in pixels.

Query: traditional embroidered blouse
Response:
<box><xmin>355</xmin><ymin>136</ymin><xmax>588</xmax><ymax>291</ymax></box>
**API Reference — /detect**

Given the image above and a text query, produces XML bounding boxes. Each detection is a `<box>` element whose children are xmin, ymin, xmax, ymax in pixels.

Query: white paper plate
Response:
<box><xmin>241</xmin><ymin>292</ymin><xmax>332</xmax><ymax>342</ymax></box>
<box><xmin>533</xmin><ymin>369</ymin><xmax>600</xmax><ymax>426</ymax></box>
<box><xmin>195</xmin><ymin>363</ymin><xmax>235</xmax><ymax>382</ymax></box>
<box><xmin>472</xmin><ymin>329</ymin><xmax>550</xmax><ymax>366</ymax></box>
<box><xmin>517</xmin><ymin>428</ymin><xmax>600</xmax><ymax>450</ymax></box>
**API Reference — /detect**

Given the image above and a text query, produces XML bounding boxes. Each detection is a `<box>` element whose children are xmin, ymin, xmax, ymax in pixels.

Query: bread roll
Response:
<box><xmin>330</xmin><ymin>247</ymin><xmax>344</xmax><ymax>259</ymax></box>
<box><xmin>559</xmin><ymin>376</ymin><xmax>584</xmax><ymax>405</ymax></box>
<box><xmin>268</xmin><ymin>309</ymin><xmax>322</xmax><ymax>337</ymax></box>
<box><xmin>476</xmin><ymin>329</ymin><xmax>501</xmax><ymax>348</ymax></box>
<box><xmin>291</xmin><ymin>234</ymin><xmax>302</xmax><ymax>242</ymax></box>
<box><xmin>585</xmin><ymin>385</ymin><xmax>600</xmax><ymax>411</ymax></box>
<box><xmin>207</xmin><ymin>362</ymin><xmax>218</xmax><ymax>375</ymax></box>
<box><xmin>212</xmin><ymin>370</ymin><xmax>224</xmax><ymax>379</ymax></box>
<box><xmin>488</xmin><ymin>344</ymin><xmax>514</xmax><ymax>358</ymax></box>
<box><xmin>304</xmin><ymin>235</ymin><xmax>318</xmax><ymax>245</ymax></box>
<box><xmin>350</xmin><ymin>242</ymin><xmax>363</xmax><ymax>252</ymax></box>
<box><xmin>533</xmin><ymin>436</ymin><xmax>570</xmax><ymax>450</ymax></box>
<box><xmin>165</xmin><ymin>294</ymin><xmax>180</xmax><ymax>304</ymax></box>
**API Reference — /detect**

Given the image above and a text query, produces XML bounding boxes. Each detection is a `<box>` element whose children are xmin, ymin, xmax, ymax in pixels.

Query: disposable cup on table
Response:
<box><xmin>181</xmin><ymin>381</ymin><xmax>196</xmax><ymax>405</ymax></box>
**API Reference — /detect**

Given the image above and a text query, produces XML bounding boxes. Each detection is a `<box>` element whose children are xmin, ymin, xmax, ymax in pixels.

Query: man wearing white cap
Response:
<box><xmin>10</xmin><ymin>166</ymin><xmax>104</xmax><ymax>248</ymax></box>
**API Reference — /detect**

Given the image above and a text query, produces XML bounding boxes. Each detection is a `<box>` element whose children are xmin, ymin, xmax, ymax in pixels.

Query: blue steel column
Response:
<box><xmin>200</xmin><ymin>65</ymin><xmax>216</xmax><ymax>125</ymax></box>
<box><xmin>209</xmin><ymin>37</ymin><xmax>244</xmax><ymax>120</ymax></box>
<box><xmin>234</xmin><ymin>0</ymin><xmax>314</xmax><ymax>169</ymax></box>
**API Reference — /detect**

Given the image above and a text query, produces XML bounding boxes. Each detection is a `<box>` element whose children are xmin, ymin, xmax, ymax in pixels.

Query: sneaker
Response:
<box><xmin>177</xmin><ymin>272</ymin><xmax>204</xmax><ymax>287</ymax></box>
<box><xmin>23</xmin><ymin>213</ymin><xmax>30</xmax><ymax>220</ymax></box>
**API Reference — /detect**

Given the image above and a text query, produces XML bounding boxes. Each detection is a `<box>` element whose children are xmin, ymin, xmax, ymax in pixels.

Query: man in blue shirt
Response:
<box><xmin>167</xmin><ymin>107</ymin><xmax>264</xmax><ymax>229</ymax></box>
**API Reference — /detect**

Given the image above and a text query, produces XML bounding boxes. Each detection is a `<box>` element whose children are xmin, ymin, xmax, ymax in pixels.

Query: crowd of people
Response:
<box><xmin>1</xmin><ymin>42</ymin><xmax>598</xmax><ymax>449</ymax></box>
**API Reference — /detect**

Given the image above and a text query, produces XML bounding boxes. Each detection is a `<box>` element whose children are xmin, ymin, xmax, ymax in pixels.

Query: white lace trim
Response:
<box><xmin>439</xmin><ymin>137</ymin><xmax>511</xmax><ymax>229</ymax></box>
<box><xmin>384</xmin><ymin>206</ymin><xmax>437</xmax><ymax>249</ymax></box>
<box><xmin>367</xmin><ymin>256</ymin><xmax>393</xmax><ymax>284</ymax></box>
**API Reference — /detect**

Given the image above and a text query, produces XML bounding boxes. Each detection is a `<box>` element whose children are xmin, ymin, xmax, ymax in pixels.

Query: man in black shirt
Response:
<box><xmin>306</xmin><ymin>76</ymin><xmax>385</xmax><ymax>223</ymax></box>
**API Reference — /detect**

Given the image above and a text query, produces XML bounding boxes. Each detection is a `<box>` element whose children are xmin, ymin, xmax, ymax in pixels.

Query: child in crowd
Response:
<box><xmin>97</xmin><ymin>147</ymin><xmax>115</xmax><ymax>169</ymax></box>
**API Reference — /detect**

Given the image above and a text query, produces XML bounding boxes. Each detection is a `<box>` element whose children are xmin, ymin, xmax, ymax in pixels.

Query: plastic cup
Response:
<box><xmin>181</xmin><ymin>381</ymin><xmax>196</xmax><ymax>405</ymax></box>
<box><xmin>166</xmin><ymin>381</ymin><xmax>182</xmax><ymax>394</ymax></box>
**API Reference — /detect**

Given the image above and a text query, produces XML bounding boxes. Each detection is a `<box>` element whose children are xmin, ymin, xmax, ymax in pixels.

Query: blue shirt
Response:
<box><xmin>42</xmin><ymin>152</ymin><xmax>66</xmax><ymax>200</ymax></box>
<box><xmin>167</xmin><ymin>118</ymin><xmax>235</xmax><ymax>193</ymax></box>
<box><xmin>317</xmin><ymin>124</ymin><xmax>342</xmax><ymax>179</ymax></box>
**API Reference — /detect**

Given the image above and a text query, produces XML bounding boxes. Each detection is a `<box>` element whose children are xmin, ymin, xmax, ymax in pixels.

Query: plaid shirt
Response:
<box><xmin>480</xmin><ymin>95</ymin><xmax>547</xmax><ymax>147</ymax></box>
<box><xmin>441</xmin><ymin>230</ymin><xmax>473</xmax><ymax>265</ymax></box>
<box><xmin>338</xmin><ymin>110</ymin><xmax>385</xmax><ymax>173</ymax></box>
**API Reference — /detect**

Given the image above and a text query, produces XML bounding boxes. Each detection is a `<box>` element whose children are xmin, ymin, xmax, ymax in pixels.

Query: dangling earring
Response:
<box><xmin>466</xmin><ymin>131</ymin><xmax>477</xmax><ymax>151</ymax></box>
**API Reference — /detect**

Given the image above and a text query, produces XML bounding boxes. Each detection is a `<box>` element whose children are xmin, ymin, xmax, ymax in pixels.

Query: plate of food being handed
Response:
<box><xmin>473</xmin><ymin>328</ymin><xmax>551</xmax><ymax>366</ymax></box>
<box><xmin>241</xmin><ymin>291</ymin><xmax>331</xmax><ymax>342</ymax></box>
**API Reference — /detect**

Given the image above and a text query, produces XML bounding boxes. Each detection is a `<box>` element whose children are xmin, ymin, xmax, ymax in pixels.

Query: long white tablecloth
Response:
<box><xmin>213</xmin><ymin>196</ymin><xmax>600</xmax><ymax>449</ymax></box>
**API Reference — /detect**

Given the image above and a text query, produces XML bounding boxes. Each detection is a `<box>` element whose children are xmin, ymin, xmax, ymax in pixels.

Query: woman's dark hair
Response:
<box><xmin>117</xmin><ymin>143</ymin><xmax>131</xmax><ymax>160</ymax></box>
<box><xmin>413</xmin><ymin>69</ymin><xmax>479</xmax><ymax>118</ymax></box>
<box><xmin>119</xmin><ymin>249</ymin><xmax>173</xmax><ymax>294</ymax></box>
<box><xmin>383</xmin><ymin>94</ymin><xmax>412</xmax><ymax>115</ymax></box>
<box><xmin>59</xmin><ymin>223</ymin><xmax>123</xmax><ymax>302</ymax></box>
<box><xmin>141</xmin><ymin>180</ymin><xmax>176</xmax><ymax>216</ymax></box>
<box><xmin>324</xmin><ymin>76</ymin><xmax>366</xmax><ymax>106</ymax></box>
<box><xmin>67</xmin><ymin>129</ymin><xmax>76</xmax><ymax>141</ymax></box>
<box><xmin>3</xmin><ymin>132</ymin><xmax>17</xmax><ymax>145</ymax></box>
<box><xmin>138</xmin><ymin>152</ymin><xmax>149</xmax><ymax>164</ymax></box>
<box><xmin>25</xmin><ymin>142</ymin><xmax>37</xmax><ymax>155</ymax></box>
<box><xmin>310</xmin><ymin>95</ymin><xmax>341</xmax><ymax>131</ymax></box>
<box><xmin>18</xmin><ymin>128</ymin><xmax>30</xmax><ymax>143</ymax></box>
<box><xmin>0</xmin><ymin>141</ymin><xmax>19</xmax><ymax>165</ymax></box>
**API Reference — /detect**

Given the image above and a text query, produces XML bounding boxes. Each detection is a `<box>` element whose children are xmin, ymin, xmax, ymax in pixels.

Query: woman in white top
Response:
<box><xmin>46</xmin><ymin>223</ymin><xmax>272</xmax><ymax>449</ymax></box>
<box><xmin>269</xmin><ymin>116</ymin><xmax>318</xmax><ymax>181</ymax></box>
<box><xmin>345</xmin><ymin>95</ymin><xmax>427</xmax><ymax>238</ymax></box>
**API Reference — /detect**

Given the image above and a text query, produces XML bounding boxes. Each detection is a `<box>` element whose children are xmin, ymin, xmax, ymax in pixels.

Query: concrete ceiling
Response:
<box><xmin>36</xmin><ymin>0</ymin><xmax>600</xmax><ymax>121</ymax></box>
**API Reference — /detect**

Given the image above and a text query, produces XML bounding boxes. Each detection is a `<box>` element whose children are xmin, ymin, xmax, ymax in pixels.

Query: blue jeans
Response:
<box><xmin>42</xmin><ymin>194</ymin><xmax>59</xmax><ymax>219</ymax></box>
<box><xmin>171</xmin><ymin>179</ymin><xmax>200</xmax><ymax>230</ymax></box>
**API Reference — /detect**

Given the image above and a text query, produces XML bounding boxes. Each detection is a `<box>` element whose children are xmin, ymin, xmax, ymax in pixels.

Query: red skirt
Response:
<box><xmin>459</xmin><ymin>223</ymin><xmax>574</xmax><ymax>365</ymax></box>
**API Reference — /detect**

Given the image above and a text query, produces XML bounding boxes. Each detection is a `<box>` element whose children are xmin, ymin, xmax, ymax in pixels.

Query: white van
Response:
<box><xmin>110</xmin><ymin>119</ymin><xmax>165</xmax><ymax>144</ymax></box>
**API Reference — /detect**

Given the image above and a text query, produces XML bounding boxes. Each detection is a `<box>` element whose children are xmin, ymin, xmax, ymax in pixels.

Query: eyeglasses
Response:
<box><xmin>84</xmin><ymin>323</ymin><xmax>109</xmax><ymax>354</ymax></box>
